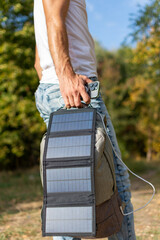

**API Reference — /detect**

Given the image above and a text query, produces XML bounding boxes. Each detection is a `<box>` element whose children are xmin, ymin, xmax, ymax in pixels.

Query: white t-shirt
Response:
<box><xmin>33</xmin><ymin>0</ymin><xmax>98</xmax><ymax>84</ymax></box>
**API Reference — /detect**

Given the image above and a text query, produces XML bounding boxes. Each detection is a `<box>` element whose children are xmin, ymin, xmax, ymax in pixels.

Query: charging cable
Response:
<box><xmin>96</xmin><ymin>111</ymin><xmax>156</xmax><ymax>216</ymax></box>
<box><xmin>58</xmin><ymin>97</ymin><xmax>155</xmax><ymax>215</ymax></box>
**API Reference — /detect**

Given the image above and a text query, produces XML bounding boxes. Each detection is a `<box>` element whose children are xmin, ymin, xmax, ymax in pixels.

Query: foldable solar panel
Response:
<box><xmin>42</xmin><ymin>108</ymin><xmax>96</xmax><ymax>237</ymax></box>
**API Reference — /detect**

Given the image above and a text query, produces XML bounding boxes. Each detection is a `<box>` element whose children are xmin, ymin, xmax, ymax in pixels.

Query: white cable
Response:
<box><xmin>57</xmin><ymin>99</ymin><xmax>155</xmax><ymax>215</ymax></box>
<box><xmin>97</xmin><ymin>111</ymin><xmax>156</xmax><ymax>216</ymax></box>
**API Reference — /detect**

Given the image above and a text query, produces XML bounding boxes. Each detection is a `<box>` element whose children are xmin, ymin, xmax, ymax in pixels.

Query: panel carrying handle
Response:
<box><xmin>61</xmin><ymin>103</ymin><xmax>91</xmax><ymax>110</ymax></box>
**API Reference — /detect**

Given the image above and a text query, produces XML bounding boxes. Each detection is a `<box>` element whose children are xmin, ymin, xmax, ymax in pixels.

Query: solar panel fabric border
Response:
<box><xmin>42</xmin><ymin>108</ymin><xmax>96</xmax><ymax>237</ymax></box>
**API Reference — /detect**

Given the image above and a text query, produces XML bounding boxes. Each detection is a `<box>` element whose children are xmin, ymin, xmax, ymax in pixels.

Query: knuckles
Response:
<box><xmin>60</xmin><ymin>79</ymin><xmax>90</xmax><ymax>108</ymax></box>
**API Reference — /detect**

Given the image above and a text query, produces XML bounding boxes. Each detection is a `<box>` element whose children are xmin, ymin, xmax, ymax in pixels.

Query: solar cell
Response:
<box><xmin>50</xmin><ymin>111</ymin><xmax>93</xmax><ymax>132</ymax></box>
<box><xmin>42</xmin><ymin>108</ymin><xmax>96</xmax><ymax>236</ymax></box>
<box><xmin>46</xmin><ymin>167</ymin><xmax>91</xmax><ymax>193</ymax></box>
<box><xmin>45</xmin><ymin>206</ymin><xmax>93</xmax><ymax>233</ymax></box>
<box><xmin>46</xmin><ymin>135</ymin><xmax>91</xmax><ymax>159</ymax></box>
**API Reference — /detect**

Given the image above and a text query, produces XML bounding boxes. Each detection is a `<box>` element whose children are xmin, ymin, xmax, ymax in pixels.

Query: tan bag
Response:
<box><xmin>39</xmin><ymin>112</ymin><xmax>124</xmax><ymax>238</ymax></box>
<box><xmin>92</xmin><ymin>113</ymin><xmax>123</xmax><ymax>238</ymax></box>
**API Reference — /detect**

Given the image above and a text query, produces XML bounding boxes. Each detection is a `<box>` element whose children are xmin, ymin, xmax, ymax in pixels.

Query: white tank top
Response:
<box><xmin>33</xmin><ymin>0</ymin><xmax>98</xmax><ymax>84</ymax></box>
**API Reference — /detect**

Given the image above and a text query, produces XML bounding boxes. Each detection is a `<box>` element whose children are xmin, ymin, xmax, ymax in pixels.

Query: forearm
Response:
<box><xmin>42</xmin><ymin>0</ymin><xmax>92</xmax><ymax>108</ymax></box>
<box><xmin>46</xmin><ymin>19</ymin><xmax>75</xmax><ymax>82</ymax></box>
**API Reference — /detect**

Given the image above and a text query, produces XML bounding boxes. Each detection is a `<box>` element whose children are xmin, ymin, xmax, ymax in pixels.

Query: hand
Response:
<box><xmin>59</xmin><ymin>73</ymin><xmax>93</xmax><ymax>108</ymax></box>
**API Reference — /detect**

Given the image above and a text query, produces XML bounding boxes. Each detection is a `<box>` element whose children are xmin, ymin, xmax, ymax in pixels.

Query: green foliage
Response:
<box><xmin>0</xmin><ymin>1</ymin><xmax>46</xmax><ymax>169</ymax></box>
<box><xmin>0</xmin><ymin>0</ymin><xmax>159</xmax><ymax>169</ymax></box>
<box><xmin>95</xmin><ymin>43</ymin><xmax>145</xmax><ymax>160</ymax></box>
<box><xmin>95</xmin><ymin>0</ymin><xmax>160</xmax><ymax>162</ymax></box>
<box><xmin>129</xmin><ymin>0</ymin><xmax>160</xmax><ymax>42</ymax></box>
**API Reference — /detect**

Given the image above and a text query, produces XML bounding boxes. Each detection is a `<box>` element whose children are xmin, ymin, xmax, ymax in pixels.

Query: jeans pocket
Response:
<box><xmin>34</xmin><ymin>89</ymin><xmax>45</xmax><ymax>115</ymax></box>
<box><xmin>45</xmin><ymin>84</ymin><xmax>60</xmax><ymax>97</ymax></box>
<box><xmin>35</xmin><ymin>84</ymin><xmax>63</xmax><ymax>127</ymax></box>
<box><xmin>44</xmin><ymin>85</ymin><xmax>63</xmax><ymax>110</ymax></box>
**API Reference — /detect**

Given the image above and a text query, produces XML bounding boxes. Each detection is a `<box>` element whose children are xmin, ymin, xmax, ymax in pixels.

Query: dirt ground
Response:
<box><xmin>129</xmin><ymin>170</ymin><xmax>160</xmax><ymax>240</ymax></box>
<box><xmin>0</xmin><ymin>165</ymin><xmax>160</xmax><ymax>240</ymax></box>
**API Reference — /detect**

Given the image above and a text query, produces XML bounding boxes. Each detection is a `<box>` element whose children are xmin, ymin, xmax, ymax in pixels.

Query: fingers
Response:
<box><xmin>68</xmin><ymin>95</ymin><xmax>75</xmax><ymax>107</ymax></box>
<box><xmin>63</xmin><ymin>95</ymin><xmax>70</xmax><ymax>108</ymax></box>
<box><xmin>79</xmin><ymin>75</ymin><xmax>93</xmax><ymax>85</ymax></box>
<box><xmin>77</xmin><ymin>75</ymin><xmax>93</xmax><ymax>104</ymax></box>
<box><xmin>61</xmin><ymin>74</ymin><xmax>93</xmax><ymax>109</ymax></box>
<box><xmin>64</xmin><ymin>94</ymin><xmax>83</xmax><ymax>108</ymax></box>
<box><xmin>80</xmin><ymin>85</ymin><xmax>91</xmax><ymax>104</ymax></box>
<box><xmin>73</xmin><ymin>92</ymin><xmax>83</xmax><ymax>108</ymax></box>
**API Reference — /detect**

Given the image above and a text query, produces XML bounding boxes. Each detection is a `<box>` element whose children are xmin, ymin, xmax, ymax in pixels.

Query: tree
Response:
<box><xmin>94</xmin><ymin>0</ymin><xmax>160</xmax><ymax>162</ymax></box>
<box><xmin>0</xmin><ymin>1</ymin><xmax>46</xmax><ymax>169</ymax></box>
<box><xmin>126</xmin><ymin>0</ymin><xmax>160</xmax><ymax>161</ymax></box>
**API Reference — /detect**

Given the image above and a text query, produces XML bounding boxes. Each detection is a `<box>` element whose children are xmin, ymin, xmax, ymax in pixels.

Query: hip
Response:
<box><xmin>34</xmin><ymin>77</ymin><xmax>111</xmax><ymax>126</ymax></box>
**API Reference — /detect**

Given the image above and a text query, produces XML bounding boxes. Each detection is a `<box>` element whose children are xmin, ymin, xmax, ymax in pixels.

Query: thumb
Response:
<box><xmin>82</xmin><ymin>76</ymin><xmax>93</xmax><ymax>85</ymax></box>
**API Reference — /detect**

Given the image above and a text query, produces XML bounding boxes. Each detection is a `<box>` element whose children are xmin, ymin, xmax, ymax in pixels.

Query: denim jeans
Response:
<box><xmin>34</xmin><ymin>76</ymin><xmax>136</xmax><ymax>240</ymax></box>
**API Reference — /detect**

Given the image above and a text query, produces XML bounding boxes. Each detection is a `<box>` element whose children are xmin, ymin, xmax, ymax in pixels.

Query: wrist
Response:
<box><xmin>57</xmin><ymin>60</ymin><xmax>76</xmax><ymax>83</ymax></box>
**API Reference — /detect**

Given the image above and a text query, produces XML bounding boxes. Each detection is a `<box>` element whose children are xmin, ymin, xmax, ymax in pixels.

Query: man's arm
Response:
<box><xmin>34</xmin><ymin>45</ymin><xmax>42</xmax><ymax>81</ymax></box>
<box><xmin>42</xmin><ymin>0</ymin><xmax>93</xmax><ymax>108</ymax></box>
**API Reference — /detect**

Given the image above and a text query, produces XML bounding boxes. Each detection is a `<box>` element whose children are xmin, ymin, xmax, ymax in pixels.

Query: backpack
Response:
<box><xmin>39</xmin><ymin>107</ymin><xmax>124</xmax><ymax>238</ymax></box>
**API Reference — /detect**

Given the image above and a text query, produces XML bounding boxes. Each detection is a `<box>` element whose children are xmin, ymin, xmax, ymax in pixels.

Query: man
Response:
<box><xmin>33</xmin><ymin>0</ymin><xmax>136</xmax><ymax>239</ymax></box>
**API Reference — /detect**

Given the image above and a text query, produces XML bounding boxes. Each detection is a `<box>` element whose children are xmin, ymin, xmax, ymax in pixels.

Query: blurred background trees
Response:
<box><xmin>95</xmin><ymin>0</ymin><xmax>160</xmax><ymax>163</ymax></box>
<box><xmin>0</xmin><ymin>0</ymin><xmax>46</xmax><ymax>169</ymax></box>
<box><xmin>0</xmin><ymin>0</ymin><xmax>159</xmax><ymax>169</ymax></box>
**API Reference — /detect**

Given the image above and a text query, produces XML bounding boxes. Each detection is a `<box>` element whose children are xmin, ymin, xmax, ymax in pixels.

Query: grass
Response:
<box><xmin>0</xmin><ymin>160</ymin><xmax>160</xmax><ymax>240</ymax></box>
<box><xmin>0</xmin><ymin>167</ymin><xmax>43</xmax><ymax>213</ymax></box>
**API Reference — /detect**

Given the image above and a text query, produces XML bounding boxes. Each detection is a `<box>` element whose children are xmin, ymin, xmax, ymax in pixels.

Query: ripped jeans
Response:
<box><xmin>34</xmin><ymin>76</ymin><xmax>136</xmax><ymax>240</ymax></box>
